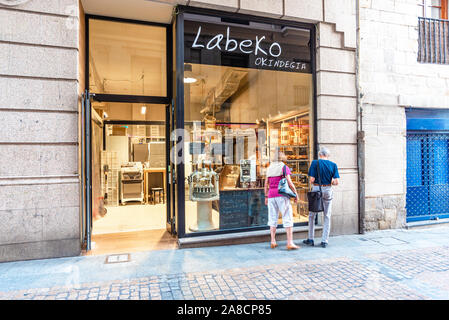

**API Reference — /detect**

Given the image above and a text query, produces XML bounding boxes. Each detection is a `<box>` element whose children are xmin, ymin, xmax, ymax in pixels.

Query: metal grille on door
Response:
<box><xmin>406</xmin><ymin>132</ymin><xmax>449</xmax><ymax>221</ymax></box>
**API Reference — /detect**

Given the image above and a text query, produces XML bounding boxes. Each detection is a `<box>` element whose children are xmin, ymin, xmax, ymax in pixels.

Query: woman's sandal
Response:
<box><xmin>286</xmin><ymin>244</ymin><xmax>300</xmax><ymax>250</ymax></box>
<box><xmin>270</xmin><ymin>243</ymin><xmax>278</xmax><ymax>249</ymax></box>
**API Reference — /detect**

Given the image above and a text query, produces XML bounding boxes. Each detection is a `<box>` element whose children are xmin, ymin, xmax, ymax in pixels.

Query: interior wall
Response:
<box><xmin>229</xmin><ymin>70</ymin><xmax>312</xmax><ymax>123</ymax></box>
<box><xmin>184</xmin><ymin>65</ymin><xmax>312</xmax><ymax>124</ymax></box>
<box><xmin>103</xmin><ymin>103</ymin><xmax>165</xmax><ymax>121</ymax></box>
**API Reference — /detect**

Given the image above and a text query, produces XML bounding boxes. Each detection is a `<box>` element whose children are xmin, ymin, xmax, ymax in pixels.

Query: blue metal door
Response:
<box><xmin>406</xmin><ymin>132</ymin><xmax>449</xmax><ymax>222</ymax></box>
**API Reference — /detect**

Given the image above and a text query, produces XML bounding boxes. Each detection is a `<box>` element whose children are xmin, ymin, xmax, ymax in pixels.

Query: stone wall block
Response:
<box><xmin>0</xmin><ymin>9</ymin><xmax>78</xmax><ymax>48</ymax></box>
<box><xmin>323</xmin><ymin>0</ymin><xmax>356</xmax><ymax>48</ymax></box>
<box><xmin>317</xmin><ymin>71</ymin><xmax>356</xmax><ymax>97</ymax></box>
<box><xmin>0</xmin><ymin>238</ymin><xmax>80</xmax><ymax>263</ymax></box>
<box><xmin>0</xmin><ymin>0</ymin><xmax>79</xmax><ymax>16</ymax></box>
<box><xmin>188</xmin><ymin>0</ymin><xmax>239</xmax><ymax>12</ymax></box>
<box><xmin>318</xmin><ymin>96</ymin><xmax>357</xmax><ymax>120</ymax></box>
<box><xmin>317</xmin><ymin>23</ymin><xmax>344</xmax><ymax>49</ymax></box>
<box><xmin>365</xmin><ymin>182</ymin><xmax>404</xmax><ymax>198</ymax></box>
<box><xmin>0</xmin><ymin>43</ymin><xmax>78</xmax><ymax>79</ymax></box>
<box><xmin>364</xmin><ymin>135</ymin><xmax>405</xmax><ymax>187</ymax></box>
<box><xmin>0</xmin><ymin>183</ymin><xmax>80</xmax><ymax>211</ymax></box>
<box><xmin>0</xmin><ymin>77</ymin><xmax>78</xmax><ymax>111</ymax></box>
<box><xmin>0</xmin><ymin>145</ymin><xmax>78</xmax><ymax>177</ymax></box>
<box><xmin>317</xmin><ymin>47</ymin><xmax>356</xmax><ymax>73</ymax></box>
<box><xmin>332</xmin><ymin>190</ymin><xmax>359</xmax><ymax>216</ymax></box>
<box><xmin>331</xmin><ymin>213</ymin><xmax>358</xmax><ymax>235</ymax></box>
<box><xmin>284</xmin><ymin>0</ymin><xmax>323</xmax><ymax>22</ymax></box>
<box><xmin>239</xmin><ymin>0</ymin><xmax>282</xmax><ymax>18</ymax></box>
<box><xmin>43</xmin><ymin>206</ymin><xmax>80</xmax><ymax>241</ymax></box>
<box><xmin>0</xmin><ymin>111</ymin><xmax>78</xmax><ymax>143</ymax></box>
<box><xmin>317</xmin><ymin>120</ymin><xmax>357</xmax><ymax>144</ymax></box>
<box><xmin>0</xmin><ymin>208</ymin><xmax>43</xmax><ymax>244</ymax></box>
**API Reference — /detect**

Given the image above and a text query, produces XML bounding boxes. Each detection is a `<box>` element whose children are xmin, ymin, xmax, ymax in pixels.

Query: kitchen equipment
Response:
<box><xmin>120</xmin><ymin>162</ymin><xmax>144</xmax><ymax>204</ymax></box>
<box><xmin>132</xmin><ymin>143</ymin><xmax>149</xmax><ymax>163</ymax></box>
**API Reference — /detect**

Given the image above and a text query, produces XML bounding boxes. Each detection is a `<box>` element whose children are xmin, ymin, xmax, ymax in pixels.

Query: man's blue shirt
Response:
<box><xmin>308</xmin><ymin>159</ymin><xmax>340</xmax><ymax>185</ymax></box>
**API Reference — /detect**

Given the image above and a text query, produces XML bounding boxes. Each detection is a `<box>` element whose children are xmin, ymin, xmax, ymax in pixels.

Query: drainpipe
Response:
<box><xmin>356</xmin><ymin>0</ymin><xmax>366</xmax><ymax>234</ymax></box>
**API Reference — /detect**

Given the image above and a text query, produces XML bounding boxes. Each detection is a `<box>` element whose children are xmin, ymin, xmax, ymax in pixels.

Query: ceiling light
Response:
<box><xmin>184</xmin><ymin>63</ymin><xmax>198</xmax><ymax>84</ymax></box>
<box><xmin>141</xmin><ymin>105</ymin><xmax>147</xmax><ymax>115</ymax></box>
<box><xmin>184</xmin><ymin>77</ymin><xmax>197</xmax><ymax>83</ymax></box>
<box><xmin>103</xmin><ymin>112</ymin><xmax>108</xmax><ymax>119</ymax></box>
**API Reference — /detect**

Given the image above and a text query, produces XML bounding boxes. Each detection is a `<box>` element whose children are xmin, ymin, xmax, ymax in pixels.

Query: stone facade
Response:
<box><xmin>0</xmin><ymin>0</ymin><xmax>82</xmax><ymax>262</ymax></box>
<box><xmin>359</xmin><ymin>0</ymin><xmax>449</xmax><ymax>230</ymax></box>
<box><xmin>7</xmin><ymin>0</ymin><xmax>431</xmax><ymax>262</ymax></box>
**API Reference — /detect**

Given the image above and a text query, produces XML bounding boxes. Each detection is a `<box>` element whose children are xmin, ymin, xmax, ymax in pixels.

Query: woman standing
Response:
<box><xmin>264</xmin><ymin>151</ymin><xmax>300</xmax><ymax>250</ymax></box>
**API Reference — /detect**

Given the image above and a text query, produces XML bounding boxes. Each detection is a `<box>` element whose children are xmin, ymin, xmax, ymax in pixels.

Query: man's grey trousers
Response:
<box><xmin>308</xmin><ymin>185</ymin><xmax>333</xmax><ymax>244</ymax></box>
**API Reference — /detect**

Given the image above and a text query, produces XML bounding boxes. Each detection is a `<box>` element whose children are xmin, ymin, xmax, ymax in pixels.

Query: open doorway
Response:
<box><xmin>90</xmin><ymin>109</ymin><xmax>175</xmax><ymax>255</ymax></box>
<box><xmin>82</xmin><ymin>15</ymin><xmax>176</xmax><ymax>255</ymax></box>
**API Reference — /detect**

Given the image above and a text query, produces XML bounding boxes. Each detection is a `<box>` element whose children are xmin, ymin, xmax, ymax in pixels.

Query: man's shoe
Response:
<box><xmin>320</xmin><ymin>242</ymin><xmax>328</xmax><ymax>248</ymax></box>
<box><xmin>303</xmin><ymin>239</ymin><xmax>314</xmax><ymax>246</ymax></box>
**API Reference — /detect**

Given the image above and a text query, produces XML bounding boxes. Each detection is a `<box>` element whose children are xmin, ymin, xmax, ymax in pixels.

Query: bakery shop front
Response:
<box><xmin>81</xmin><ymin>5</ymin><xmax>316</xmax><ymax>252</ymax></box>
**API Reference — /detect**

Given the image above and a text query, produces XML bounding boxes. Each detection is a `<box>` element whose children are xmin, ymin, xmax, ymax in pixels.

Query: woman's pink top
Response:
<box><xmin>267</xmin><ymin>165</ymin><xmax>291</xmax><ymax>198</ymax></box>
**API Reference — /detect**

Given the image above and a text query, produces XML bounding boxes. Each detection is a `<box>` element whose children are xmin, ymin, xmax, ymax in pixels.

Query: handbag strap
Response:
<box><xmin>317</xmin><ymin>160</ymin><xmax>324</xmax><ymax>208</ymax></box>
<box><xmin>317</xmin><ymin>160</ymin><xmax>322</xmax><ymax>189</ymax></box>
<box><xmin>282</xmin><ymin>164</ymin><xmax>287</xmax><ymax>177</ymax></box>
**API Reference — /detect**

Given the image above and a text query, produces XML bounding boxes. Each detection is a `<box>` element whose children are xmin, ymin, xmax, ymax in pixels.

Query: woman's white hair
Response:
<box><xmin>318</xmin><ymin>146</ymin><xmax>331</xmax><ymax>157</ymax></box>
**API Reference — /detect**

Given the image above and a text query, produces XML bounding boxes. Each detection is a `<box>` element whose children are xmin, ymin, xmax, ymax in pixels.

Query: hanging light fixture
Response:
<box><xmin>184</xmin><ymin>64</ymin><xmax>197</xmax><ymax>83</ymax></box>
<box><xmin>141</xmin><ymin>70</ymin><xmax>147</xmax><ymax>115</ymax></box>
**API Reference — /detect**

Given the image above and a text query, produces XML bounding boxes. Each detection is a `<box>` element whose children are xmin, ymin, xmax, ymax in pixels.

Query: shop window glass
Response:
<box><xmin>182</xmin><ymin>15</ymin><xmax>314</xmax><ymax>234</ymax></box>
<box><xmin>89</xmin><ymin>19</ymin><xmax>167</xmax><ymax>96</ymax></box>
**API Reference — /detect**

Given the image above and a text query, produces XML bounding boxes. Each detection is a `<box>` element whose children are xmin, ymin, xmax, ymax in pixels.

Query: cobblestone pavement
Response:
<box><xmin>1</xmin><ymin>227</ymin><xmax>449</xmax><ymax>300</ymax></box>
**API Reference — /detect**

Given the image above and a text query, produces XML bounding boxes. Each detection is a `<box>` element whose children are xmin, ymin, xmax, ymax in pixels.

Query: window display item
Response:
<box><xmin>188</xmin><ymin>165</ymin><xmax>220</xmax><ymax>201</ymax></box>
<box><xmin>203</xmin><ymin>114</ymin><xmax>216</xmax><ymax>130</ymax></box>
<box><xmin>240</xmin><ymin>159</ymin><xmax>256</xmax><ymax>188</ymax></box>
<box><xmin>188</xmin><ymin>164</ymin><xmax>220</xmax><ymax>232</ymax></box>
<box><xmin>219</xmin><ymin>165</ymin><xmax>240</xmax><ymax>190</ymax></box>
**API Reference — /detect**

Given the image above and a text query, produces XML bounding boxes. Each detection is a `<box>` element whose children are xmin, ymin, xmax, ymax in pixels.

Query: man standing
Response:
<box><xmin>303</xmin><ymin>147</ymin><xmax>340</xmax><ymax>248</ymax></box>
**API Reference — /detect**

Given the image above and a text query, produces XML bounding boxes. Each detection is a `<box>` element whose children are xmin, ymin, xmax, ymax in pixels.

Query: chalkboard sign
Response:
<box><xmin>218</xmin><ymin>189</ymin><xmax>268</xmax><ymax>229</ymax></box>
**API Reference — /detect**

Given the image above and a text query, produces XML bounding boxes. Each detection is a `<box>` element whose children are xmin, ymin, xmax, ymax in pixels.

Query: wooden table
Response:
<box><xmin>143</xmin><ymin>168</ymin><xmax>166</xmax><ymax>204</ymax></box>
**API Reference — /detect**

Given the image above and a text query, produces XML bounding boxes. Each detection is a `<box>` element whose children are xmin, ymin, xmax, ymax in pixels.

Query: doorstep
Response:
<box><xmin>406</xmin><ymin>218</ymin><xmax>449</xmax><ymax>230</ymax></box>
<box><xmin>178</xmin><ymin>225</ymin><xmax>322</xmax><ymax>249</ymax></box>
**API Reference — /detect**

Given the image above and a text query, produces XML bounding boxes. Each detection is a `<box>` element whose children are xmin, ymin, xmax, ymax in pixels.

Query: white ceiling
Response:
<box><xmin>81</xmin><ymin>0</ymin><xmax>176</xmax><ymax>24</ymax></box>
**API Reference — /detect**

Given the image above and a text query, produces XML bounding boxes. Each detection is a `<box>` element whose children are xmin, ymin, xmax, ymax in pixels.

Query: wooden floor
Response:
<box><xmin>83</xmin><ymin>229</ymin><xmax>178</xmax><ymax>256</ymax></box>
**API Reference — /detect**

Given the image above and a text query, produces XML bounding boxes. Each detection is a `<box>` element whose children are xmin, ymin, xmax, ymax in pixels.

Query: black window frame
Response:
<box><xmin>175</xmin><ymin>5</ymin><xmax>318</xmax><ymax>239</ymax></box>
<box><xmin>85</xmin><ymin>14</ymin><xmax>173</xmax><ymax>104</ymax></box>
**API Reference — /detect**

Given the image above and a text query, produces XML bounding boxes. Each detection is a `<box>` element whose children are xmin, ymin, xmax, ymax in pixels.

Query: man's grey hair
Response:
<box><xmin>318</xmin><ymin>146</ymin><xmax>331</xmax><ymax>157</ymax></box>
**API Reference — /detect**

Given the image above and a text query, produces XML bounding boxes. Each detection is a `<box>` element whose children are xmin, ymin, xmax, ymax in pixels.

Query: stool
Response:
<box><xmin>150</xmin><ymin>187</ymin><xmax>165</xmax><ymax>204</ymax></box>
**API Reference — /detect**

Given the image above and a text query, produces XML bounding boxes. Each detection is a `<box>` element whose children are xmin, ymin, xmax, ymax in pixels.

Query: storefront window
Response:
<box><xmin>89</xmin><ymin>19</ymin><xmax>167</xmax><ymax>96</ymax></box>
<box><xmin>183</xmin><ymin>14</ymin><xmax>314</xmax><ymax>234</ymax></box>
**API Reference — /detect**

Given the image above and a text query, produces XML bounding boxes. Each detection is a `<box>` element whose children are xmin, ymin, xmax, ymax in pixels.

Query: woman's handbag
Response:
<box><xmin>307</xmin><ymin>160</ymin><xmax>324</xmax><ymax>212</ymax></box>
<box><xmin>278</xmin><ymin>165</ymin><xmax>297</xmax><ymax>198</ymax></box>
